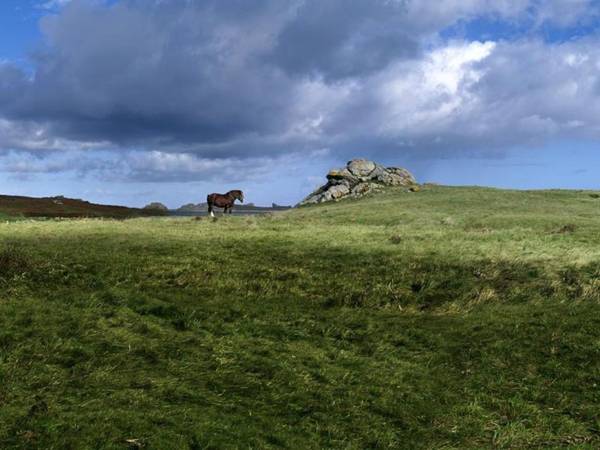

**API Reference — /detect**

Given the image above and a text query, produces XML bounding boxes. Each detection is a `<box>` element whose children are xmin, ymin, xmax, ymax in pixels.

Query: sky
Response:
<box><xmin>1</xmin><ymin>1</ymin><xmax>600</xmax><ymax>208</ymax></box>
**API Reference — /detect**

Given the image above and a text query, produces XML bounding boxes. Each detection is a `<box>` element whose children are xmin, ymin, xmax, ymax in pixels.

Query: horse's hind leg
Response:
<box><xmin>208</xmin><ymin>203</ymin><xmax>215</xmax><ymax>218</ymax></box>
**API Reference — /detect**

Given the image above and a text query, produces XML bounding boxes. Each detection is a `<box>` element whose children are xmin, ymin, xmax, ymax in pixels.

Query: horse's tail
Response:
<box><xmin>207</xmin><ymin>194</ymin><xmax>215</xmax><ymax>217</ymax></box>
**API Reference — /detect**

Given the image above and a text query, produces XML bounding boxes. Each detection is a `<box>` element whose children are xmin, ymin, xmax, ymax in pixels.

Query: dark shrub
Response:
<box><xmin>0</xmin><ymin>243</ymin><xmax>31</xmax><ymax>279</ymax></box>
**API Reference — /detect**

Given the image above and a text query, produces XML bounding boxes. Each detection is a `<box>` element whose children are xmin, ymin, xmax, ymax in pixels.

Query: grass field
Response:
<box><xmin>1</xmin><ymin>185</ymin><xmax>600</xmax><ymax>449</ymax></box>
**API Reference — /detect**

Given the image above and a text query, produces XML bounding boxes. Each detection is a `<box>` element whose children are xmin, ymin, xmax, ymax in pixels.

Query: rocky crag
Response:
<box><xmin>143</xmin><ymin>202</ymin><xmax>169</xmax><ymax>212</ymax></box>
<box><xmin>299</xmin><ymin>159</ymin><xmax>417</xmax><ymax>206</ymax></box>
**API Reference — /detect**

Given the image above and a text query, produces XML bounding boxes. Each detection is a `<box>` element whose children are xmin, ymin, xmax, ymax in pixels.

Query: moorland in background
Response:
<box><xmin>0</xmin><ymin>194</ymin><xmax>167</xmax><ymax>219</ymax></box>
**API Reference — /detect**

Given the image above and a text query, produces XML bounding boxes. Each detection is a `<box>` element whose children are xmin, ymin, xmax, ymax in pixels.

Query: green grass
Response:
<box><xmin>1</xmin><ymin>185</ymin><xmax>600</xmax><ymax>449</ymax></box>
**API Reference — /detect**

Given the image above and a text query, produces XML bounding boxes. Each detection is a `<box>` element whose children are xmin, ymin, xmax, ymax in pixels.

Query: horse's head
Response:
<box><xmin>230</xmin><ymin>190</ymin><xmax>244</xmax><ymax>203</ymax></box>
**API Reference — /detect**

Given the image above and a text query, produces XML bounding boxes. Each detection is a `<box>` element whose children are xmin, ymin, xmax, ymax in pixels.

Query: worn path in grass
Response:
<box><xmin>0</xmin><ymin>186</ymin><xmax>599</xmax><ymax>448</ymax></box>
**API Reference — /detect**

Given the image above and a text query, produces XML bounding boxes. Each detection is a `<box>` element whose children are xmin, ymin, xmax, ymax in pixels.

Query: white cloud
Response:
<box><xmin>0</xmin><ymin>119</ymin><xmax>109</xmax><ymax>152</ymax></box>
<box><xmin>377</xmin><ymin>41</ymin><xmax>496</xmax><ymax>135</ymax></box>
<box><xmin>532</xmin><ymin>0</ymin><xmax>599</xmax><ymax>27</ymax></box>
<box><xmin>279</xmin><ymin>34</ymin><xmax>600</xmax><ymax>159</ymax></box>
<box><xmin>38</xmin><ymin>0</ymin><xmax>72</xmax><ymax>10</ymax></box>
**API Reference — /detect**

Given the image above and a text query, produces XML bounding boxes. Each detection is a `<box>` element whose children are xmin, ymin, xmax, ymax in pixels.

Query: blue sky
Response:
<box><xmin>1</xmin><ymin>0</ymin><xmax>600</xmax><ymax>208</ymax></box>
<box><xmin>0</xmin><ymin>1</ymin><xmax>42</xmax><ymax>63</ymax></box>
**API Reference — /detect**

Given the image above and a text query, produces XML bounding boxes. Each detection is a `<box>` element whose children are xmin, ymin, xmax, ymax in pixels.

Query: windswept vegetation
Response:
<box><xmin>1</xmin><ymin>185</ymin><xmax>600</xmax><ymax>448</ymax></box>
<box><xmin>0</xmin><ymin>194</ymin><xmax>166</xmax><ymax>219</ymax></box>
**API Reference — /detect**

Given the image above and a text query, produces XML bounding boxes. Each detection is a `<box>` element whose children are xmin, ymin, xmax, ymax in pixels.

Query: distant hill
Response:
<box><xmin>0</xmin><ymin>194</ymin><xmax>168</xmax><ymax>218</ymax></box>
<box><xmin>177</xmin><ymin>202</ymin><xmax>208</xmax><ymax>212</ymax></box>
<box><xmin>143</xmin><ymin>202</ymin><xmax>169</xmax><ymax>212</ymax></box>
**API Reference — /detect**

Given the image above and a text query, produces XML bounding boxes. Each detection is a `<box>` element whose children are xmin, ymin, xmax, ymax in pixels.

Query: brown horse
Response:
<box><xmin>207</xmin><ymin>190</ymin><xmax>244</xmax><ymax>217</ymax></box>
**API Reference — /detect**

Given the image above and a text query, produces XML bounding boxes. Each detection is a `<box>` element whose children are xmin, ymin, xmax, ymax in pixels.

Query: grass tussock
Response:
<box><xmin>389</xmin><ymin>234</ymin><xmax>403</xmax><ymax>244</ymax></box>
<box><xmin>552</xmin><ymin>223</ymin><xmax>577</xmax><ymax>234</ymax></box>
<box><xmin>0</xmin><ymin>243</ymin><xmax>32</xmax><ymax>280</ymax></box>
<box><xmin>0</xmin><ymin>186</ymin><xmax>600</xmax><ymax>448</ymax></box>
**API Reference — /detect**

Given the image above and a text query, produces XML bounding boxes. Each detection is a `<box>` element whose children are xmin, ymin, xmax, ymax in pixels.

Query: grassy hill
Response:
<box><xmin>0</xmin><ymin>194</ymin><xmax>167</xmax><ymax>218</ymax></box>
<box><xmin>1</xmin><ymin>185</ymin><xmax>599</xmax><ymax>448</ymax></box>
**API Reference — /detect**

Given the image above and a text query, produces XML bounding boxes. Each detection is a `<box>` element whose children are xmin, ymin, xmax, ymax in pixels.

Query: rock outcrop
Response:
<box><xmin>299</xmin><ymin>159</ymin><xmax>416</xmax><ymax>205</ymax></box>
<box><xmin>143</xmin><ymin>202</ymin><xmax>169</xmax><ymax>212</ymax></box>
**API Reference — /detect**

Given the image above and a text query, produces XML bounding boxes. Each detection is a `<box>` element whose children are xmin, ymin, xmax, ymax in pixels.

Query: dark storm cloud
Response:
<box><xmin>268</xmin><ymin>0</ymin><xmax>419</xmax><ymax>80</ymax></box>
<box><xmin>4</xmin><ymin>0</ymin><xmax>422</xmax><ymax>149</ymax></box>
<box><xmin>2</xmin><ymin>0</ymin><xmax>297</xmax><ymax>147</ymax></box>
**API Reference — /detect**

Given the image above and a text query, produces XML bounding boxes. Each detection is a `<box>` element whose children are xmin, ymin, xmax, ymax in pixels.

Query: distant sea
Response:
<box><xmin>168</xmin><ymin>207</ymin><xmax>291</xmax><ymax>217</ymax></box>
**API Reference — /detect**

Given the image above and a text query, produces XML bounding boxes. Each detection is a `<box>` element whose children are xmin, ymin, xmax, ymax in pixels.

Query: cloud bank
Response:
<box><xmin>1</xmin><ymin>0</ymin><xmax>600</xmax><ymax>183</ymax></box>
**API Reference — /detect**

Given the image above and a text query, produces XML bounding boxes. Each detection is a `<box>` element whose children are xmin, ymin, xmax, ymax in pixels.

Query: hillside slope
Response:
<box><xmin>0</xmin><ymin>194</ymin><xmax>167</xmax><ymax>218</ymax></box>
<box><xmin>1</xmin><ymin>185</ymin><xmax>599</xmax><ymax>448</ymax></box>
